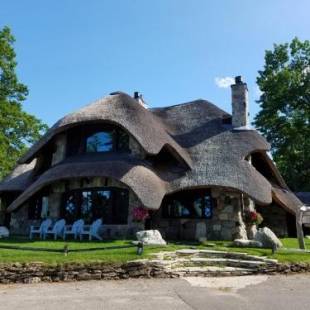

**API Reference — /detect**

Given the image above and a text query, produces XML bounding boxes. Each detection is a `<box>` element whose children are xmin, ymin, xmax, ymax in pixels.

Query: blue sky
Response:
<box><xmin>1</xmin><ymin>0</ymin><xmax>309</xmax><ymax>126</ymax></box>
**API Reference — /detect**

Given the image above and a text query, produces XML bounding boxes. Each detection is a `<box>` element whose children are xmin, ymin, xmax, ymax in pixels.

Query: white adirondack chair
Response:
<box><xmin>29</xmin><ymin>219</ymin><xmax>52</xmax><ymax>240</ymax></box>
<box><xmin>79</xmin><ymin>219</ymin><xmax>103</xmax><ymax>241</ymax></box>
<box><xmin>63</xmin><ymin>219</ymin><xmax>84</xmax><ymax>240</ymax></box>
<box><xmin>43</xmin><ymin>219</ymin><xmax>66</xmax><ymax>240</ymax></box>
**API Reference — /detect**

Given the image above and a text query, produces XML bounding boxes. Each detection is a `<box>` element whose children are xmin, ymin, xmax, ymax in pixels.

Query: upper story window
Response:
<box><xmin>66</xmin><ymin>124</ymin><xmax>130</xmax><ymax>156</ymax></box>
<box><xmin>86</xmin><ymin>132</ymin><xmax>113</xmax><ymax>152</ymax></box>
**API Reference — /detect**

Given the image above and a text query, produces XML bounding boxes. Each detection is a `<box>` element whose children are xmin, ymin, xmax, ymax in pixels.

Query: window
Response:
<box><xmin>66</xmin><ymin>124</ymin><xmax>130</xmax><ymax>156</ymax></box>
<box><xmin>86</xmin><ymin>132</ymin><xmax>113</xmax><ymax>152</ymax></box>
<box><xmin>163</xmin><ymin>189</ymin><xmax>214</xmax><ymax>219</ymax></box>
<box><xmin>61</xmin><ymin>187</ymin><xmax>129</xmax><ymax>224</ymax></box>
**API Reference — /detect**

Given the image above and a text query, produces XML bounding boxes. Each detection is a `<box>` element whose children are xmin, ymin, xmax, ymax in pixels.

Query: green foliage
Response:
<box><xmin>254</xmin><ymin>38</ymin><xmax>310</xmax><ymax>191</ymax></box>
<box><xmin>0</xmin><ymin>26</ymin><xmax>48</xmax><ymax>179</ymax></box>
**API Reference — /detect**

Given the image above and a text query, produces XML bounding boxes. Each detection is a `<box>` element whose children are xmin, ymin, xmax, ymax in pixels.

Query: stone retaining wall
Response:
<box><xmin>0</xmin><ymin>261</ymin><xmax>309</xmax><ymax>284</ymax></box>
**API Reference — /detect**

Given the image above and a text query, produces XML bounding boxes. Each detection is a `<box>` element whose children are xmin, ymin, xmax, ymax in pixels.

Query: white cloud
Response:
<box><xmin>254</xmin><ymin>85</ymin><xmax>263</xmax><ymax>98</ymax></box>
<box><xmin>214</xmin><ymin>76</ymin><xmax>235</xmax><ymax>88</ymax></box>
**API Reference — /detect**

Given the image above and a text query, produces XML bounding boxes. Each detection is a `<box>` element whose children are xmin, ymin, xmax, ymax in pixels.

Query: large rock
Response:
<box><xmin>136</xmin><ymin>230</ymin><xmax>167</xmax><ymax>246</ymax></box>
<box><xmin>254</xmin><ymin>227</ymin><xmax>283</xmax><ymax>249</ymax></box>
<box><xmin>233</xmin><ymin>239</ymin><xmax>262</xmax><ymax>248</ymax></box>
<box><xmin>0</xmin><ymin>226</ymin><xmax>9</xmax><ymax>238</ymax></box>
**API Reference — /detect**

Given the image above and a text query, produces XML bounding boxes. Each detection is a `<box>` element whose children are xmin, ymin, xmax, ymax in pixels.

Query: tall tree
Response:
<box><xmin>254</xmin><ymin>38</ymin><xmax>310</xmax><ymax>191</ymax></box>
<box><xmin>0</xmin><ymin>26</ymin><xmax>48</xmax><ymax>179</ymax></box>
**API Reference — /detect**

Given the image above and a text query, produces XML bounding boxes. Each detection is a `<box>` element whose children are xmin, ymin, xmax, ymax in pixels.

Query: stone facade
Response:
<box><xmin>9</xmin><ymin>176</ymin><xmax>144</xmax><ymax>237</ymax></box>
<box><xmin>51</xmin><ymin>133</ymin><xmax>67</xmax><ymax>165</ymax></box>
<box><xmin>256</xmin><ymin>204</ymin><xmax>289</xmax><ymax>237</ymax></box>
<box><xmin>152</xmin><ymin>189</ymin><xmax>247</xmax><ymax>241</ymax></box>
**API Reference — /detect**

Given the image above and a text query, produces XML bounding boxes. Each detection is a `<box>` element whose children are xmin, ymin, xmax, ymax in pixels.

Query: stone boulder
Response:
<box><xmin>0</xmin><ymin>226</ymin><xmax>9</xmax><ymax>238</ymax></box>
<box><xmin>254</xmin><ymin>227</ymin><xmax>283</xmax><ymax>249</ymax></box>
<box><xmin>136</xmin><ymin>230</ymin><xmax>167</xmax><ymax>246</ymax></box>
<box><xmin>233</xmin><ymin>239</ymin><xmax>262</xmax><ymax>248</ymax></box>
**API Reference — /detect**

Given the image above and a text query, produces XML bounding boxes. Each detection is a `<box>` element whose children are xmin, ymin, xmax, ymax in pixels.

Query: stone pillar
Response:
<box><xmin>52</xmin><ymin>133</ymin><xmax>67</xmax><ymax>165</ymax></box>
<box><xmin>48</xmin><ymin>193</ymin><xmax>62</xmax><ymax>219</ymax></box>
<box><xmin>243</xmin><ymin>196</ymin><xmax>257</xmax><ymax>239</ymax></box>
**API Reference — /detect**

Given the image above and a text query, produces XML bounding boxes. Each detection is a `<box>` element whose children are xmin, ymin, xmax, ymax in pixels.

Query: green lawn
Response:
<box><xmin>0</xmin><ymin>237</ymin><xmax>309</xmax><ymax>265</ymax></box>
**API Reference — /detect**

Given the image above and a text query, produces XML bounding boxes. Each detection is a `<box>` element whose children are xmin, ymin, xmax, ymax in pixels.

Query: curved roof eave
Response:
<box><xmin>272</xmin><ymin>186</ymin><xmax>303</xmax><ymax>215</ymax></box>
<box><xmin>7</xmin><ymin>160</ymin><xmax>168</xmax><ymax>213</ymax></box>
<box><xmin>0</xmin><ymin>160</ymin><xmax>36</xmax><ymax>193</ymax></box>
<box><xmin>166</xmin><ymin>160</ymin><xmax>273</xmax><ymax>206</ymax></box>
<box><xmin>18</xmin><ymin>93</ymin><xmax>192</xmax><ymax>168</ymax></box>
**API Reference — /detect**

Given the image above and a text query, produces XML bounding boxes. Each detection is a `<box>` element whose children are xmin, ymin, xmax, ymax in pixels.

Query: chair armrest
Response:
<box><xmin>30</xmin><ymin>226</ymin><xmax>40</xmax><ymax>230</ymax></box>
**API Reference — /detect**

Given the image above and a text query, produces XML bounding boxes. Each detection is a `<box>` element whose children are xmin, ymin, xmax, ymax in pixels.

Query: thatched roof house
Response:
<box><xmin>0</xmin><ymin>77</ymin><xmax>303</xmax><ymax>240</ymax></box>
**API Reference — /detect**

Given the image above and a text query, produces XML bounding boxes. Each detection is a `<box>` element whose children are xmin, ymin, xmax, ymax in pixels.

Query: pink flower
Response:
<box><xmin>132</xmin><ymin>207</ymin><xmax>149</xmax><ymax>222</ymax></box>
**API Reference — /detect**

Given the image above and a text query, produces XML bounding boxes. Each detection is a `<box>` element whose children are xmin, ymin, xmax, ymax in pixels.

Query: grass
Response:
<box><xmin>0</xmin><ymin>237</ymin><xmax>309</xmax><ymax>265</ymax></box>
<box><xmin>0</xmin><ymin>237</ymin><xmax>185</xmax><ymax>264</ymax></box>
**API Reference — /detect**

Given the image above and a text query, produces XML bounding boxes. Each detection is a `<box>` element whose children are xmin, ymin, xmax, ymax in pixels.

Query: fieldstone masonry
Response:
<box><xmin>10</xmin><ymin>176</ymin><xmax>144</xmax><ymax>237</ymax></box>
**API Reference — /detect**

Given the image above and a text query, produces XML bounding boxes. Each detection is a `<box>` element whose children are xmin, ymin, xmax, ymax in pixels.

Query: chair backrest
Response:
<box><xmin>52</xmin><ymin>219</ymin><xmax>66</xmax><ymax>234</ymax></box>
<box><xmin>40</xmin><ymin>219</ymin><xmax>52</xmax><ymax>233</ymax></box>
<box><xmin>72</xmin><ymin>219</ymin><xmax>84</xmax><ymax>234</ymax></box>
<box><xmin>90</xmin><ymin>219</ymin><xmax>102</xmax><ymax>234</ymax></box>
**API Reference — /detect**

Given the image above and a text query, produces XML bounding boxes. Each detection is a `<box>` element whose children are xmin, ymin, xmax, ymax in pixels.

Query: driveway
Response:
<box><xmin>0</xmin><ymin>275</ymin><xmax>309</xmax><ymax>310</ymax></box>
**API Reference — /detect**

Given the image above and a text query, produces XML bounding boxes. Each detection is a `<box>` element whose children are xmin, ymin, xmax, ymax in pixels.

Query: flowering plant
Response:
<box><xmin>245</xmin><ymin>211</ymin><xmax>263</xmax><ymax>225</ymax></box>
<box><xmin>132</xmin><ymin>207</ymin><xmax>149</xmax><ymax>222</ymax></box>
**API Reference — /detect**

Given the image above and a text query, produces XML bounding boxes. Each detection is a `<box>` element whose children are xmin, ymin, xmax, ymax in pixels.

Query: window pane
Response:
<box><xmin>163</xmin><ymin>190</ymin><xmax>213</xmax><ymax>219</ymax></box>
<box><xmin>86</xmin><ymin>132</ymin><xmax>113</xmax><ymax>152</ymax></box>
<box><xmin>61</xmin><ymin>187</ymin><xmax>128</xmax><ymax>224</ymax></box>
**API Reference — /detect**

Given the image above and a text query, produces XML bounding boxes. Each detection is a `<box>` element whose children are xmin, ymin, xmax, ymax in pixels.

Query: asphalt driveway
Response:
<box><xmin>0</xmin><ymin>275</ymin><xmax>309</xmax><ymax>310</ymax></box>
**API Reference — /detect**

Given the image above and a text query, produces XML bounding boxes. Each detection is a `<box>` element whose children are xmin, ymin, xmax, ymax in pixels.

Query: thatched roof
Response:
<box><xmin>7</xmin><ymin>155</ymin><xmax>167</xmax><ymax>212</ymax></box>
<box><xmin>272</xmin><ymin>186</ymin><xmax>304</xmax><ymax>214</ymax></box>
<box><xmin>2</xmin><ymin>93</ymin><xmax>301</xmax><ymax>213</ymax></box>
<box><xmin>0</xmin><ymin>160</ymin><xmax>36</xmax><ymax>192</ymax></box>
<box><xmin>151</xmin><ymin>100</ymin><xmax>272</xmax><ymax>205</ymax></box>
<box><xmin>18</xmin><ymin>93</ymin><xmax>192</xmax><ymax>168</ymax></box>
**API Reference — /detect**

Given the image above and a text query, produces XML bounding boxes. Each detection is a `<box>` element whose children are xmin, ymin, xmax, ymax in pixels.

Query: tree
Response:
<box><xmin>254</xmin><ymin>38</ymin><xmax>310</xmax><ymax>191</ymax></box>
<box><xmin>0</xmin><ymin>26</ymin><xmax>48</xmax><ymax>179</ymax></box>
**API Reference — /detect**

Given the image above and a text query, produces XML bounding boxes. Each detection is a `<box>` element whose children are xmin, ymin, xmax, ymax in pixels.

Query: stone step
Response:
<box><xmin>172</xmin><ymin>266</ymin><xmax>255</xmax><ymax>277</ymax></box>
<box><xmin>169</xmin><ymin>257</ymin><xmax>267</xmax><ymax>269</ymax></box>
<box><xmin>174</xmin><ymin>249</ymin><xmax>277</xmax><ymax>264</ymax></box>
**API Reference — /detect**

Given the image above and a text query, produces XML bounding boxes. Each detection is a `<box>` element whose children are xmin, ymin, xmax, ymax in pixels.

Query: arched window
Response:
<box><xmin>66</xmin><ymin>124</ymin><xmax>130</xmax><ymax>156</ymax></box>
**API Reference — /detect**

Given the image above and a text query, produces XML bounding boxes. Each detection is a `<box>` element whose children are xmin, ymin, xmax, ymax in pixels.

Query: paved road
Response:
<box><xmin>0</xmin><ymin>275</ymin><xmax>310</xmax><ymax>310</ymax></box>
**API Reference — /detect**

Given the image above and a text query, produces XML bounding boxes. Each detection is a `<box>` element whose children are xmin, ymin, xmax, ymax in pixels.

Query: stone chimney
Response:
<box><xmin>231</xmin><ymin>76</ymin><xmax>249</xmax><ymax>128</ymax></box>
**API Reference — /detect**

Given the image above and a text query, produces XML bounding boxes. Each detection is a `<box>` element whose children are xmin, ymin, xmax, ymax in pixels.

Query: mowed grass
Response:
<box><xmin>0</xmin><ymin>237</ymin><xmax>309</xmax><ymax>265</ymax></box>
<box><xmin>0</xmin><ymin>237</ymin><xmax>185</xmax><ymax>264</ymax></box>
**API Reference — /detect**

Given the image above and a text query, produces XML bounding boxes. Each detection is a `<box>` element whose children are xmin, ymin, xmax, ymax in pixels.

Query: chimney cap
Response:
<box><xmin>235</xmin><ymin>76</ymin><xmax>243</xmax><ymax>84</ymax></box>
<box><xmin>134</xmin><ymin>91</ymin><xmax>139</xmax><ymax>99</ymax></box>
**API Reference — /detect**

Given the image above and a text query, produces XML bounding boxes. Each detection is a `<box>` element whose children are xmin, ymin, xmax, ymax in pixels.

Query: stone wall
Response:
<box><xmin>256</xmin><ymin>204</ymin><xmax>289</xmax><ymax>237</ymax></box>
<box><xmin>152</xmin><ymin>189</ymin><xmax>247</xmax><ymax>241</ymax></box>
<box><xmin>0</xmin><ymin>261</ymin><xmax>177</xmax><ymax>284</ymax></box>
<box><xmin>51</xmin><ymin>133</ymin><xmax>67</xmax><ymax>165</ymax></box>
<box><xmin>0</xmin><ymin>259</ymin><xmax>309</xmax><ymax>284</ymax></box>
<box><xmin>9</xmin><ymin>176</ymin><xmax>145</xmax><ymax>237</ymax></box>
<box><xmin>129</xmin><ymin>136</ymin><xmax>145</xmax><ymax>159</ymax></box>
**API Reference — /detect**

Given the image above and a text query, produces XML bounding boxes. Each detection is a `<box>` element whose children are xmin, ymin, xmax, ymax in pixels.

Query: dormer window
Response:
<box><xmin>66</xmin><ymin>124</ymin><xmax>130</xmax><ymax>156</ymax></box>
<box><xmin>86</xmin><ymin>132</ymin><xmax>113</xmax><ymax>153</ymax></box>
